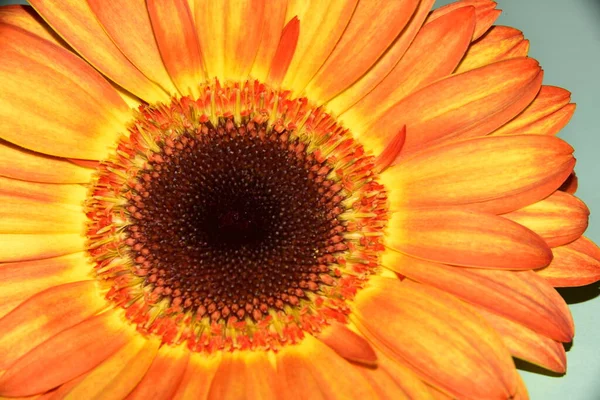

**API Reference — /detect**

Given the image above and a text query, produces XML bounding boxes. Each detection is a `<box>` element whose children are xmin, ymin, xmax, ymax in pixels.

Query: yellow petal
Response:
<box><xmin>0</xmin><ymin>233</ymin><xmax>84</xmax><ymax>263</ymax></box>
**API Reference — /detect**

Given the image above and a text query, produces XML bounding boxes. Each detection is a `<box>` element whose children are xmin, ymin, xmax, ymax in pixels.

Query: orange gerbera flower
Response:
<box><xmin>0</xmin><ymin>0</ymin><xmax>598</xmax><ymax>398</ymax></box>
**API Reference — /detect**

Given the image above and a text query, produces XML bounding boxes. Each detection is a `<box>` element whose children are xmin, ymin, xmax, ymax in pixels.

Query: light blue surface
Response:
<box><xmin>1</xmin><ymin>0</ymin><xmax>598</xmax><ymax>398</ymax></box>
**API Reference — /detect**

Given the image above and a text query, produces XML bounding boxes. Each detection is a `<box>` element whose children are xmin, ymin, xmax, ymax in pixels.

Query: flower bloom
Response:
<box><xmin>0</xmin><ymin>0</ymin><xmax>598</xmax><ymax>399</ymax></box>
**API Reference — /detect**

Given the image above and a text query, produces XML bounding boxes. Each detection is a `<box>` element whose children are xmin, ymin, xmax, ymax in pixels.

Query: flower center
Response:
<box><xmin>127</xmin><ymin>124</ymin><xmax>346</xmax><ymax>321</ymax></box>
<box><xmin>85</xmin><ymin>80</ymin><xmax>388</xmax><ymax>352</ymax></box>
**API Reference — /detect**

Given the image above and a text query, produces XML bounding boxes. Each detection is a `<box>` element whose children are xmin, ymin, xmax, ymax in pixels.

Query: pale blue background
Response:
<box><xmin>1</xmin><ymin>0</ymin><xmax>598</xmax><ymax>398</ymax></box>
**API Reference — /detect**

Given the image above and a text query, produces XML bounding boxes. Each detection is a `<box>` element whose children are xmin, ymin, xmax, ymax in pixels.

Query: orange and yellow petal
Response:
<box><xmin>28</xmin><ymin>0</ymin><xmax>169</xmax><ymax>103</ymax></box>
<box><xmin>0</xmin><ymin>24</ymin><xmax>130</xmax><ymax>160</ymax></box>
<box><xmin>386</xmin><ymin>208</ymin><xmax>552</xmax><ymax>269</ymax></box>
<box><xmin>304</xmin><ymin>0</ymin><xmax>420</xmax><ymax>104</ymax></box>
<box><xmin>353</xmin><ymin>277</ymin><xmax>517</xmax><ymax>399</ymax></box>
<box><xmin>0</xmin><ymin>310</ymin><xmax>130</xmax><ymax>397</ymax></box>
<box><xmin>208</xmin><ymin>352</ymin><xmax>277</xmax><ymax>400</ymax></box>
<box><xmin>384</xmin><ymin>251</ymin><xmax>575</xmax><ymax>342</ymax></box>
<box><xmin>382</xmin><ymin>135</ymin><xmax>575</xmax><ymax>213</ymax></box>
<box><xmin>340</xmin><ymin>6</ymin><xmax>475</xmax><ymax>133</ymax></box>
<box><xmin>171</xmin><ymin>354</ymin><xmax>221</xmax><ymax>400</ymax></box>
<box><xmin>0</xmin><ymin>233</ymin><xmax>84</xmax><ymax>263</ymax></box>
<box><xmin>427</xmin><ymin>0</ymin><xmax>501</xmax><ymax>40</ymax></box>
<box><xmin>503</xmin><ymin>191</ymin><xmax>589</xmax><ymax>247</ymax></box>
<box><xmin>536</xmin><ymin>241</ymin><xmax>600</xmax><ymax>287</ymax></box>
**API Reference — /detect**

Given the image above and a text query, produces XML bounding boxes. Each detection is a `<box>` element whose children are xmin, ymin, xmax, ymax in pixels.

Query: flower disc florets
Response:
<box><xmin>86</xmin><ymin>80</ymin><xmax>388</xmax><ymax>353</ymax></box>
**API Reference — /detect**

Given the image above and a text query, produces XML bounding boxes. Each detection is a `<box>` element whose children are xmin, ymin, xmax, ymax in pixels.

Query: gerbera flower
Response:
<box><xmin>0</xmin><ymin>0</ymin><xmax>598</xmax><ymax>398</ymax></box>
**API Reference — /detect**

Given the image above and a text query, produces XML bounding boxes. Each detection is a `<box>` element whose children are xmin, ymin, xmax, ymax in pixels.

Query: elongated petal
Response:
<box><xmin>250</xmin><ymin>0</ymin><xmax>289</xmax><ymax>81</ymax></box>
<box><xmin>382</xmin><ymin>135</ymin><xmax>575</xmax><ymax>214</ymax></box>
<box><xmin>305</xmin><ymin>0</ymin><xmax>419</xmax><ymax>103</ymax></box>
<box><xmin>536</xmin><ymin>245</ymin><xmax>600</xmax><ymax>287</ymax></box>
<box><xmin>0</xmin><ymin>233</ymin><xmax>84</xmax><ymax>263</ymax></box>
<box><xmin>326</xmin><ymin>0</ymin><xmax>435</xmax><ymax>115</ymax></box>
<box><xmin>195</xmin><ymin>0</ymin><xmax>265</xmax><ymax>81</ymax></box>
<box><xmin>147</xmin><ymin>0</ymin><xmax>204</xmax><ymax>97</ymax></box>
<box><xmin>456</xmin><ymin>26</ymin><xmax>527</xmax><ymax>73</ymax></box>
<box><xmin>127</xmin><ymin>345</ymin><xmax>189</xmax><ymax>400</ymax></box>
<box><xmin>0</xmin><ymin>199</ymin><xmax>84</xmax><ymax>234</ymax></box>
<box><xmin>368</xmin><ymin>348</ymin><xmax>437</xmax><ymax>399</ymax></box>
<box><xmin>387</xmin><ymin>208</ymin><xmax>552</xmax><ymax>269</ymax></box>
<box><xmin>62</xmin><ymin>338</ymin><xmax>159</xmax><ymax>400</ymax></box>
<box><xmin>0</xmin><ymin>311</ymin><xmax>130</xmax><ymax>397</ymax></box>
<box><xmin>266</xmin><ymin>17</ymin><xmax>300</xmax><ymax>87</ymax></box>
<box><xmin>276</xmin><ymin>335</ymin><xmax>376</xmax><ymax>399</ymax></box>
<box><xmin>29</xmin><ymin>0</ymin><xmax>169</xmax><ymax>102</ymax></box>
<box><xmin>476</xmin><ymin>308</ymin><xmax>567</xmax><ymax>373</ymax></box>
<box><xmin>0</xmin><ymin>177</ymin><xmax>86</xmax><ymax>204</ymax></box>
<box><xmin>383</xmin><ymin>251</ymin><xmax>574</xmax><ymax>342</ymax></box>
<box><xmin>0</xmin><ymin>142</ymin><xmax>93</xmax><ymax>184</ymax></box>
<box><xmin>317</xmin><ymin>322</ymin><xmax>377</xmax><ymax>366</ymax></box>
<box><xmin>0</xmin><ymin>253</ymin><xmax>92</xmax><ymax>319</ymax></box>
<box><xmin>566</xmin><ymin>236</ymin><xmax>600</xmax><ymax>260</ymax></box>
<box><xmin>0</xmin><ymin>281</ymin><xmax>105</xmax><ymax>370</ymax></box>
<box><xmin>503</xmin><ymin>191</ymin><xmax>589</xmax><ymax>247</ymax></box>
<box><xmin>342</xmin><ymin>6</ymin><xmax>475</xmax><ymax>136</ymax></box>
<box><xmin>492</xmin><ymin>86</ymin><xmax>575</xmax><ymax>136</ymax></box>
<box><xmin>208</xmin><ymin>352</ymin><xmax>277</xmax><ymax>400</ymax></box>
<box><xmin>426</xmin><ymin>0</ymin><xmax>500</xmax><ymax>40</ymax></box>
<box><xmin>0</xmin><ymin>5</ymin><xmax>64</xmax><ymax>45</ymax></box>
<box><xmin>361</xmin><ymin>58</ymin><xmax>542</xmax><ymax>156</ymax></box>
<box><xmin>281</xmin><ymin>0</ymin><xmax>358</xmax><ymax>96</ymax></box>
<box><xmin>171</xmin><ymin>354</ymin><xmax>221</xmax><ymax>400</ymax></box>
<box><xmin>0</xmin><ymin>24</ymin><xmax>130</xmax><ymax>160</ymax></box>
<box><xmin>87</xmin><ymin>0</ymin><xmax>177</xmax><ymax>95</ymax></box>
<box><xmin>353</xmin><ymin>277</ymin><xmax>517</xmax><ymax>399</ymax></box>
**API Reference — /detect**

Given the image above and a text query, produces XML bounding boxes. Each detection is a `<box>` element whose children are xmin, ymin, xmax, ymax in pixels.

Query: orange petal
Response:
<box><xmin>0</xmin><ymin>281</ymin><xmax>105</xmax><ymax>372</ymax></box>
<box><xmin>476</xmin><ymin>307</ymin><xmax>567</xmax><ymax>373</ymax></box>
<box><xmin>361</xmin><ymin>58</ymin><xmax>543</xmax><ymax>157</ymax></box>
<box><xmin>367</xmin><ymin>349</ymin><xmax>437</xmax><ymax>399</ymax></box>
<box><xmin>0</xmin><ymin>176</ymin><xmax>86</xmax><ymax>204</ymax></box>
<box><xmin>266</xmin><ymin>17</ymin><xmax>300</xmax><ymax>88</ymax></box>
<box><xmin>342</xmin><ymin>6</ymin><xmax>475</xmax><ymax>138</ymax></box>
<box><xmin>427</xmin><ymin>0</ymin><xmax>500</xmax><ymax>40</ymax></box>
<box><xmin>456</xmin><ymin>26</ymin><xmax>527</xmax><ymax>73</ymax></box>
<box><xmin>171</xmin><ymin>353</ymin><xmax>221</xmax><ymax>400</ymax></box>
<box><xmin>208</xmin><ymin>352</ymin><xmax>277</xmax><ymax>400</ymax></box>
<box><xmin>0</xmin><ymin>233</ymin><xmax>84</xmax><ymax>263</ymax></box>
<box><xmin>195</xmin><ymin>0</ymin><xmax>265</xmax><ymax>81</ymax></box>
<box><xmin>566</xmin><ymin>235</ymin><xmax>600</xmax><ymax>260</ymax></box>
<box><xmin>61</xmin><ymin>337</ymin><xmax>159</xmax><ymax>400</ymax></box>
<box><xmin>386</xmin><ymin>208</ymin><xmax>552</xmax><ymax>269</ymax></box>
<box><xmin>536</xmin><ymin>244</ymin><xmax>600</xmax><ymax>287</ymax></box>
<box><xmin>492</xmin><ymin>86</ymin><xmax>576</xmax><ymax>136</ymax></box>
<box><xmin>250</xmin><ymin>0</ymin><xmax>289</xmax><ymax>82</ymax></box>
<box><xmin>305</xmin><ymin>0</ymin><xmax>420</xmax><ymax>103</ymax></box>
<box><xmin>352</xmin><ymin>277</ymin><xmax>517</xmax><ymax>399</ymax></box>
<box><xmin>87</xmin><ymin>0</ymin><xmax>177</xmax><ymax>96</ymax></box>
<box><xmin>127</xmin><ymin>345</ymin><xmax>189</xmax><ymax>400</ymax></box>
<box><xmin>382</xmin><ymin>135</ymin><xmax>575</xmax><ymax>214</ymax></box>
<box><xmin>0</xmin><ymin>310</ymin><xmax>129</xmax><ymax>397</ymax></box>
<box><xmin>29</xmin><ymin>0</ymin><xmax>169</xmax><ymax>103</ymax></box>
<box><xmin>503</xmin><ymin>191</ymin><xmax>589</xmax><ymax>247</ymax></box>
<box><xmin>147</xmin><ymin>0</ymin><xmax>204</xmax><ymax>97</ymax></box>
<box><xmin>0</xmin><ymin>5</ymin><xmax>64</xmax><ymax>46</ymax></box>
<box><xmin>374</xmin><ymin>126</ymin><xmax>406</xmax><ymax>173</ymax></box>
<box><xmin>316</xmin><ymin>322</ymin><xmax>377</xmax><ymax>367</ymax></box>
<box><xmin>0</xmin><ymin>141</ymin><xmax>93</xmax><ymax>184</ymax></box>
<box><xmin>276</xmin><ymin>335</ymin><xmax>376</xmax><ymax>399</ymax></box>
<box><xmin>514</xmin><ymin>373</ymin><xmax>530</xmax><ymax>400</ymax></box>
<box><xmin>383</xmin><ymin>251</ymin><xmax>575</xmax><ymax>342</ymax></box>
<box><xmin>281</xmin><ymin>0</ymin><xmax>359</xmax><ymax>96</ymax></box>
<box><xmin>326</xmin><ymin>0</ymin><xmax>435</xmax><ymax>115</ymax></box>
<box><xmin>0</xmin><ymin>199</ymin><xmax>84</xmax><ymax>234</ymax></box>
<box><xmin>0</xmin><ymin>24</ymin><xmax>130</xmax><ymax>160</ymax></box>
<box><xmin>0</xmin><ymin>253</ymin><xmax>92</xmax><ymax>319</ymax></box>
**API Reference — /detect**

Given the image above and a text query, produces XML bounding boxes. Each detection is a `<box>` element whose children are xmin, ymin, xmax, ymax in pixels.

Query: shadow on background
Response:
<box><xmin>558</xmin><ymin>281</ymin><xmax>600</xmax><ymax>304</ymax></box>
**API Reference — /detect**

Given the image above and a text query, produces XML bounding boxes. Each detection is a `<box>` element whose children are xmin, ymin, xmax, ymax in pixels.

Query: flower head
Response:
<box><xmin>0</xmin><ymin>0</ymin><xmax>598</xmax><ymax>399</ymax></box>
